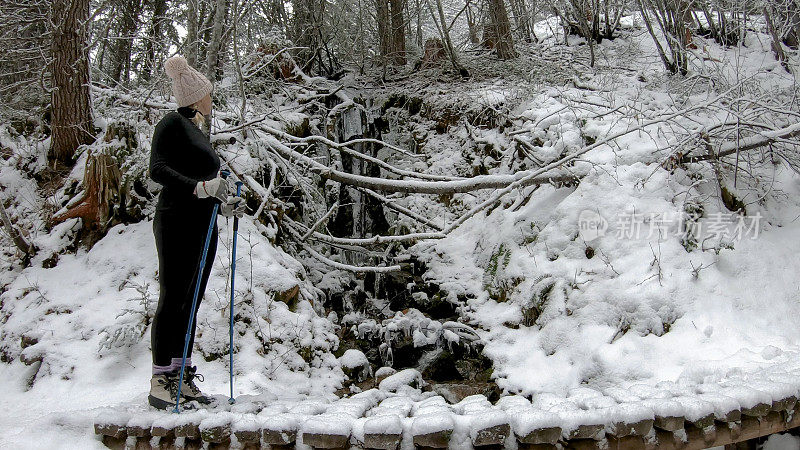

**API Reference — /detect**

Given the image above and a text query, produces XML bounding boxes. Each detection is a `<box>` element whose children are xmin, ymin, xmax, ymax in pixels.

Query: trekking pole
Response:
<box><xmin>174</xmin><ymin>170</ymin><xmax>230</xmax><ymax>413</ymax></box>
<box><xmin>228</xmin><ymin>181</ymin><xmax>243</xmax><ymax>405</ymax></box>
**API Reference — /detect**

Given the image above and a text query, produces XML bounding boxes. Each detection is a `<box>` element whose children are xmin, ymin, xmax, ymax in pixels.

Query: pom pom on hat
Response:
<box><xmin>164</xmin><ymin>55</ymin><xmax>189</xmax><ymax>80</ymax></box>
<box><xmin>163</xmin><ymin>55</ymin><xmax>213</xmax><ymax>108</ymax></box>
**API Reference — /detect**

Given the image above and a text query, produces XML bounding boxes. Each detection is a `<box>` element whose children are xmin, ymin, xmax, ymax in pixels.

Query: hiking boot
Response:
<box><xmin>148</xmin><ymin>372</ymin><xmax>185</xmax><ymax>410</ymax></box>
<box><xmin>181</xmin><ymin>366</ymin><xmax>212</xmax><ymax>405</ymax></box>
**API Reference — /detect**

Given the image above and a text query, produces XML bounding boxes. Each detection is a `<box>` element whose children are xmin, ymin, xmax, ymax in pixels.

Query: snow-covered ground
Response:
<box><xmin>0</xmin><ymin>13</ymin><xmax>799</xmax><ymax>449</ymax></box>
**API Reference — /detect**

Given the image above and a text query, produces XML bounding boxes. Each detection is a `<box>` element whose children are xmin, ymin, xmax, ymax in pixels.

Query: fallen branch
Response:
<box><xmin>285</xmin><ymin>217</ymin><xmax>445</xmax><ymax>245</ymax></box>
<box><xmin>352</xmin><ymin>186</ymin><xmax>444</xmax><ymax>231</ymax></box>
<box><xmin>678</xmin><ymin>122</ymin><xmax>800</xmax><ymax>163</ymax></box>
<box><xmin>262</xmin><ymin>132</ymin><xmax>580</xmax><ymax>194</ymax></box>
<box><xmin>285</xmin><ymin>225</ymin><xmax>403</xmax><ymax>273</ymax></box>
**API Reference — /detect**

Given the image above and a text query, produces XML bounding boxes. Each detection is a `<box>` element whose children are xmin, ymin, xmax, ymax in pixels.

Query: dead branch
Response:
<box><xmin>0</xmin><ymin>200</ymin><xmax>36</xmax><ymax>259</ymax></box>
<box><xmin>678</xmin><ymin>122</ymin><xmax>800</xmax><ymax>163</ymax></box>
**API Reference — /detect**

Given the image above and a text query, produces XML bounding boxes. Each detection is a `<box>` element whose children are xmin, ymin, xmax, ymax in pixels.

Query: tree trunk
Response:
<box><xmin>390</xmin><ymin>0</ymin><xmax>406</xmax><ymax>64</ymax></box>
<box><xmin>376</xmin><ymin>0</ymin><xmax>392</xmax><ymax>62</ymax></box>
<box><xmin>466</xmin><ymin>2</ymin><xmax>480</xmax><ymax>44</ymax></box>
<box><xmin>50</xmin><ymin>0</ymin><xmax>94</xmax><ymax>165</ymax></box>
<box><xmin>486</xmin><ymin>0</ymin><xmax>516</xmax><ymax>59</ymax></box>
<box><xmin>431</xmin><ymin>0</ymin><xmax>468</xmax><ymax>75</ymax></box>
<box><xmin>141</xmin><ymin>0</ymin><xmax>168</xmax><ymax>81</ymax></box>
<box><xmin>206</xmin><ymin>0</ymin><xmax>228</xmax><ymax>81</ymax></box>
<box><xmin>764</xmin><ymin>7</ymin><xmax>790</xmax><ymax>72</ymax></box>
<box><xmin>186</xmin><ymin>0</ymin><xmax>199</xmax><ymax>66</ymax></box>
<box><xmin>109</xmin><ymin>0</ymin><xmax>143</xmax><ymax>84</ymax></box>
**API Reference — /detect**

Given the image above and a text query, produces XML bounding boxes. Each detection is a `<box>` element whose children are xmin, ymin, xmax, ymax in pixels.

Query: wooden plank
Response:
<box><xmin>363</xmin><ymin>432</ymin><xmax>402</xmax><ymax>449</ymax></box>
<box><xmin>473</xmin><ymin>423</ymin><xmax>511</xmax><ymax>447</ymax></box>
<box><xmin>262</xmin><ymin>429</ymin><xmax>296</xmax><ymax>445</ymax></box>
<box><xmin>654</xmin><ymin>416</ymin><xmax>684</xmax><ymax>432</ymax></box>
<box><xmin>302</xmin><ymin>432</ymin><xmax>350</xmax><ymax>449</ymax></box>
<box><xmin>95</xmin><ymin>423</ymin><xmax>126</xmax><ymax>439</ymax></box>
<box><xmin>413</xmin><ymin>430</ymin><xmax>453</xmax><ymax>448</ymax></box>
<box><xmin>610</xmin><ymin>419</ymin><xmax>653</xmax><ymax>438</ymax></box>
<box><xmin>517</xmin><ymin>426</ymin><xmax>562</xmax><ymax>445</ymax></box>
<box><xmin>566</xmin><ymin>424</ymin><xmax>605</xmax><ymax>440</ymax></box>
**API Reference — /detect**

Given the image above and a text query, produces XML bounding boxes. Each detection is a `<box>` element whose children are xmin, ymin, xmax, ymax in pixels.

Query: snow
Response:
<box><xmin>510</xmin><ymin>410</ymin><xmax>562</xmax><ymax>436</ymax></box>
<box><xmin>339</xmin><ymin>349</ymin><xmax>369</xmax><ymax>369</ymax></box>
<box><xmin>411</xmin><ymin>412</ymin><xmax>454</xmax><ymax>435</ymax></box>
<box><xmin>363</xmin><ymin>414</ymin><xmax>403</xmax><ymax>435</ymax></box>
<box><xmin>763</xmin><ymin>433</ymin><xmax>800</xmax><ymax>450</ymax></box>
<box><xmin>378</xmin><ymin>368</ymin><xmax>423</xmax><ymax>392</ymax></box>
<box><xmin>300</xmin><ymin>413</ymin><xmax>352</xmax><ymax>436</ymax></box>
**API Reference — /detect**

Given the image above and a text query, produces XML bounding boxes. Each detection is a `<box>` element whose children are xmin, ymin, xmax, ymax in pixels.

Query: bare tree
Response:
<box><xmin>390</xmin><ymin>0</ymin><xmax>407</xmax><ymax>64</ymax></box>
<box><xmin>377</xmin><ymin>0</ymin><xmax>392</xmax><ymax>62</ymax></box>
<box><xmin>376</xmin><ymin>0</ymin><xmax>407</xmax><ymax>64</ymax></box>
<box><xmin>206</xmin><ymin>0</ymin><xmax>229</xmax><ymax>81</ymax></box>
<box><xmin>50</xmin><ymin>0</ymin><xmax>94</xmax><ymax>165</ymax></box>
<box><xmin>638</xmin><ymin>0</ymin><xmax>689</xmax><ymax>75</ymax></box>
<box><xmin>108</xmin><ymin>0</ymin><xmax>145</xmax><ymax>84</ymax></box>
<box><xmin>141</xmin><ymin>0</ymin><xmax>170</xmax><ymax>81</ymax></box>
<box><xmin>186</xmin><ymin>0</ymin><xmax>199</xmax><ymax>66</ymax></box>
<box><xmin>0</xmin><ymin>0</ymin><xmax>50</xmax><ymax>112</ymax></box>
<box><xmin>484</xmin><ymin>0</ymin><xmax>517</xmax><ymax>59</ymax></box>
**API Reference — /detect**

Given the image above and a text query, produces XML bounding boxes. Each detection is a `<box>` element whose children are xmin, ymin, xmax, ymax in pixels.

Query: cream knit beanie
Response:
<box><xmin>164</xmin><ymin>56</ymin><xmax>213</xmax><ymax>108</ymax></box>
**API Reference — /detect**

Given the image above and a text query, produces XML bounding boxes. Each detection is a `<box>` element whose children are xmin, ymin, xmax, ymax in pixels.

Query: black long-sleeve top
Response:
<box><xmin>149</xmin><ymin>109</ymin><xmax>220</xmax><ymax>215</ymax></box>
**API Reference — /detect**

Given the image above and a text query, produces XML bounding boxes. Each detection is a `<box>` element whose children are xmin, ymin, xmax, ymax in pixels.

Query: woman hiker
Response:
<box><xmin>147</xmin><ymin>55</ymin><xmax>245</xmax><ymax>410</ymax></box>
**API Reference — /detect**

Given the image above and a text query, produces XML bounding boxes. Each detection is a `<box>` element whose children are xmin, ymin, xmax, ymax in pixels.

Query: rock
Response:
<box><xmin>379</xmin><ymin>368</ymin><xmax>423</xmax><ymax>392</ymax></box>
<box><xmin>473</xmin><ymin>423</ymin><xmax>511</xmax><ymax>446</ymax></box>
<box><xmin>517</xmin><ymin>427</ymin><xmax>562</xmax><ymax>445</ymax></box>
<box><xmin>432</xmin><ymin>383</ymin><xmax>502</xmax><ymax>404</ymax></box>
<box><xmin>375</xmin><ymin>367</ymin><xmax>396</xmax><ymax>385</ymax></box>
<box><xmin>340</xmin><ymin>349</ymin><xmax>372</xmax><ymax>383</ymax></box>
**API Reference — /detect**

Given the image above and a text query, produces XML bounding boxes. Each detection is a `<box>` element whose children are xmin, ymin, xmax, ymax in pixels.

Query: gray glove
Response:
<box><xmin>196</xmin><ymin>176</ymin><xmax>231</xmax><ymax>202</ymax></box>
<box><xmin>220</xmin><ymin>196</ymin><xmax>246</xmax><ymax>218</ymax></box>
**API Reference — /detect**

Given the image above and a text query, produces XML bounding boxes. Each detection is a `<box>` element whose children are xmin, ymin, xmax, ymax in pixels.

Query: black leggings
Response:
<box><xmin>151</xmin><ymin>210</ymin><xmax>218</xmax><ymax>367</ymax></box>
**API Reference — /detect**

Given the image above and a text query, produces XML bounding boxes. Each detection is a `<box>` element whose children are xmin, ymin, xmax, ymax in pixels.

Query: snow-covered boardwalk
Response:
<box><xmin>93</xmin><ymin>371</ymin><xmax>800</xmax><ymax>450</ymax></box>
